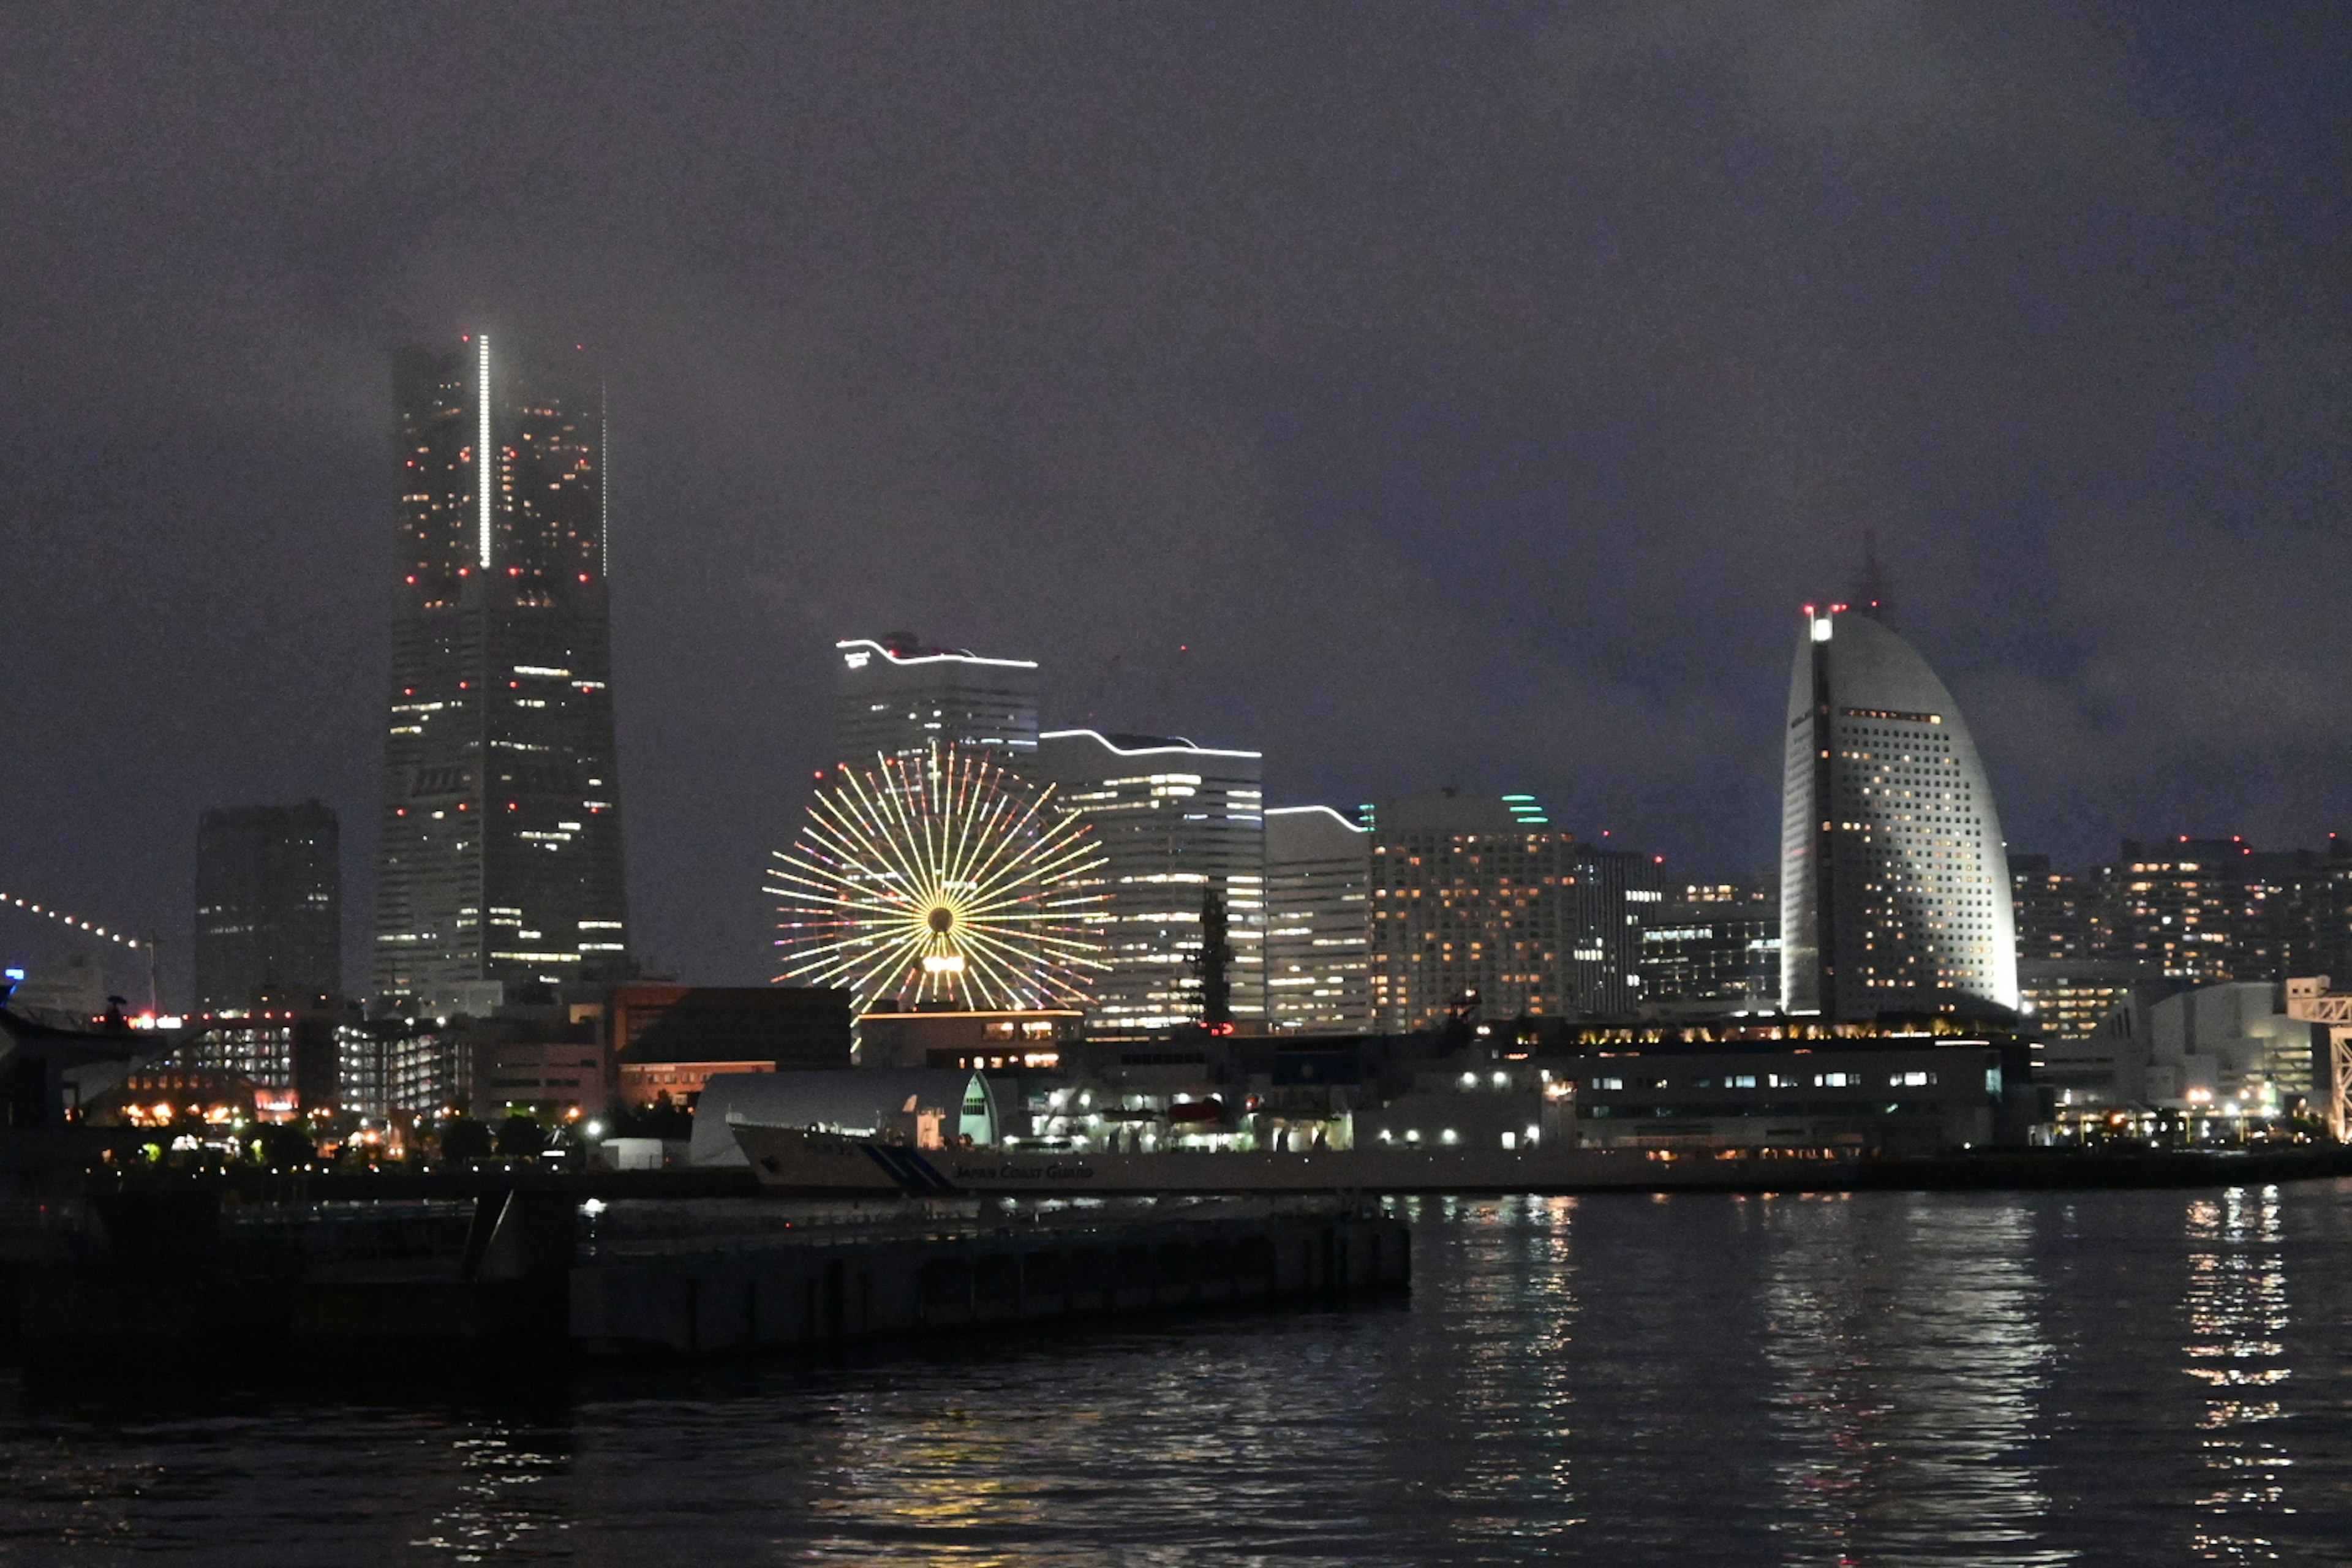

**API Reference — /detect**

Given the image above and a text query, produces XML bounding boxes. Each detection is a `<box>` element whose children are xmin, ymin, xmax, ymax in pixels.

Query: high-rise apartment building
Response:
<box><xmin>193</xmin><ymin>801</ymin><xmax>341</xmax><ymax>1009</ymax></box>
<box><xmin>2089</xmin><ymin>838</ymin><xmax>2351</xmax><ymax>984</ymax></box>
<box><xmin>1779</xmin><ymin>606</ymin><xmax>2018</xmax><ymax>1019</ymax></box>
<box><xmin>1264</xmin><ymin>805</ymin><xmax>1373</xmax><ymax>1031</ymax></box>
<box><xmin>1368</xmin><ymin>791</ymin><xmax>1659</xmax><ymax>1031</ymax></box>
<box><xmin>2009</xmin><ymin>853</ymin><xmax>2094</xmax><ymax>963</ymax></box>
<box><xmin>372</xmin><ymin>335</ymin><xmax>630</xmax><ymax>1013</ymax></box>
<box><xmin>1035</xmin><ymin>729</ymin><xmax>1265</xmax><ymax>1031</ymax></box>
<box><xmin>2090</xmin><ymin>840</ymin><xmax>2242</xmax><ymax>982</ymax></box>
<box><xmin>833</xmin><ymin>636</ymin><xmax>1039</xmax><ymax>767</ymax></box>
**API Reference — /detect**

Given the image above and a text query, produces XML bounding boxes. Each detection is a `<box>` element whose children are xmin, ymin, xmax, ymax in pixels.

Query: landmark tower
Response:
<box><xmin>372</xmin><ymin>335</ymin><xmax>629</xmax><ymax>1011</ymax></box>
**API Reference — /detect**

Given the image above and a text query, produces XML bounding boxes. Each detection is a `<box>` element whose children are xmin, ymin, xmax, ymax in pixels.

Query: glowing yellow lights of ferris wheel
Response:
<box><xmin>764</xmin><ymin>744</ymin><xmax>1107</xmax><ymax>1011</ymax></box>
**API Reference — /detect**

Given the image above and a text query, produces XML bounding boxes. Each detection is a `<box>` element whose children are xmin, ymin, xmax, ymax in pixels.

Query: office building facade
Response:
<box><xmin>1779</xmin><ymin>607</ymin><xmax>2018</xmax><ymax>1019</ymax></box>
<box><xmin>1036</xmin><ymin>730</ymin><xmax>1265</xmax><ymax>1031</ymax></box>
<box><xmin>1368</xmin><ymin>791</ymin><xmax>1660</xmax><ymax>1031</ymax></box>
<box><xmin>2015</xmin><ymin>956</ymin><xmax>2137</xmax><ymax>1042</ymax></box>
<box><xmin>194</xmin><ymin>801</ymin><xmax>342</xmax><ymax>1009</ymax></box>
<box><xmin>372</xmin><ymin>336</ymin><xmax>630</xmax><ymax>1012</ymax></box>
<box><xmin>1637</xmin><ymin>881</ymin><xmax>1779</xmax><ymax>1008</ymax></box>
<box><xmin>1264</xmin><ymin>805</ymin><xmax>1374</xmax><ymax>1031</ymax></box>
<box><xmin>833</xmin><ymin>635</ymin><xmax>1039</xmax><ymax>767</ymax></box>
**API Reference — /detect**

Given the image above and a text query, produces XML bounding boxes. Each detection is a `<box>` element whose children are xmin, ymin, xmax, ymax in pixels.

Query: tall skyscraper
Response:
<box><xmin>833</xmin><ymin>635</ymin><xmax>1039</xmax><ymax>767</ymax></box>
<box><xmin>1036</xmin><ymin>729</ymin><xmax>1265</xmax><ymax>1030</ymax></box>
<box><xmin>1264</xmin><ymin>805</ymin><xmax>1373</xmax><ymax>1031</ymax></box>
<box><xmin>1778</xmin><ymin>606</ymin><xmax>2017</xmax><ymax>1019</ymax></box>
<box><xmin>1368</xmin><ymin>790</ymin><xmax>1659</xmax><ymax>1031</ymax></box>
<box><xmin>193</xmin><ymin>801</ymin><xmax>341</xmax><ymax>1008</ymax></box>
<box><xmin>373</xmin><ymin>335</ymin><xmax>630</xmax><ymax>1012</ymax></box>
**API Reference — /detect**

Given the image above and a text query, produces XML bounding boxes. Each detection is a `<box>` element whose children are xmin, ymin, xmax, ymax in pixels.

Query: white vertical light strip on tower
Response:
<box><xmin>477</xmin><ymin>334</ymin><xmax>494</xmax><ymax>569</ymax></box>
<box><xmin>599</xmin><ymin>388</ymin><xmax>609</xmax><ymax>576</ymax></box>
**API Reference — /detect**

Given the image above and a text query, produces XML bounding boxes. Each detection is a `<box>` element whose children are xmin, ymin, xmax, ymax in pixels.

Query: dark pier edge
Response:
<box><xmin>1</xmin><ymin>1178</ymin><xmax>1409</xmax><ymax>1359</ymax></box>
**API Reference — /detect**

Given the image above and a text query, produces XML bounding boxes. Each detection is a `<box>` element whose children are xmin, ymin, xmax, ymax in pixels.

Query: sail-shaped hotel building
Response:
<box><xmin>1779</xmin><ymin>606</ymin><xmax>2018</xmax><ymax>1020</ymax></box>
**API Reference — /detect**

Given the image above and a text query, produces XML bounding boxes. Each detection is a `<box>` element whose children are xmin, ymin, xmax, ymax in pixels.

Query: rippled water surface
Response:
<box><xmin>7</xmin><ymin>1183</ymin><xmax>2352</xmax><ymax>1565</ymax></box>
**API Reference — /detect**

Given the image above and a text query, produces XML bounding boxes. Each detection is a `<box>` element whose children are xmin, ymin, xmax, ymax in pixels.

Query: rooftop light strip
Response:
<box><xmin>1041</xmin><ymin>728</ymin><xmax>1263</xmax><ymax>761</ymax></box>
<box><xmin>835</xmin><ymin>638</ymin><xmax>1038</xmax><ymax>670</ymax></box>
<box><xmin>477</xmin><ymin>334</ymin><xmax>493</xmax><ymax>569</ymax></box>
<box><xmin>1263</xmin><ymin>805</ymin><xmax>1368</xmax><ymax>833</ymax></box>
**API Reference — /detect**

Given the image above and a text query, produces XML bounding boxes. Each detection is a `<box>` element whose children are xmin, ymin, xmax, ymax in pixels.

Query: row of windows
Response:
<box><xmin>1583</xmin><ymin>1070</ymin><xmax>1937</xmax><ymax>1091</ymax></box>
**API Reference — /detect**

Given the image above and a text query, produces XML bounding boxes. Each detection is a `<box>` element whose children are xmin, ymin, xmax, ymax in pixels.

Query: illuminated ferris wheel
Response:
<box><xmin>766</xmin><ymin>744</ymin><xmax>1108</xmax><ymax>1012</ymax></box>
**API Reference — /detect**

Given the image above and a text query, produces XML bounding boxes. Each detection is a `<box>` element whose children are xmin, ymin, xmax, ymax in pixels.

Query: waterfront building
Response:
<box><xmin>1035</xmin><ymin>729</ymin><xmax>1265</xmax><ymax>1031</ymax></box>
<box><xmin>1368</xmin><ymin>791</ymin><xmax>1660</xmax><ymax>1031</ymax></box>
<box><xmin>1543</xmin><ymin>1031</ymin><xmax>2021</xmax><ymax>1155</ymax></box>
<box><xmin>2100</xmin><ymin>979</ymin><xmax>2322</xmax><ymax>1117</ymax></box>
<box><xmin>472</xmin><ymin>1028</ymin><xmax>606</xmax><ymax>1123</ymax></box>
<box><xmin>91</xmin><ymin>1068</ymin><xmax>271</xmax><ymax>1129</ymax></box>
<box><xmin>1264</xmin><ymin>805</ymin><xmax>1374</xmax><ymax>1031</ymax></box>
<box><xmin>832</xmin><ymin>635</ymin><xmax>1039</xmax><ymax>767</ymax></box>
<box><xmin>163</xmin><ymin>993</ymin><xmax>345</xmax><ymax>1114</ymax></box>
<box><xmin>855</xmin><ymin>1005</ymin><xmax>1084</xmax><ymax>1072</ymax></box>
<box><xmin>193</xmin><ymin>801</ymin><xmax>341</xmax><ymax>1009</ymax></box>
<box><xmin>1777</xmin><ymin>606</ymin><xmax>2018</xmax><ymax>1019</ymax></box>
<box><xmin>372</xmin><ymin>334</ymin><xmax>630</xmax><ymax>1014</ymax></box>
<box><xmin>1637</xmin><ymin>881</ymin><xmax>1779</xmax><ymax>1009</ymax></box>
<box><xmin>1352</xmin><ymin>1061</ymin><xmax>1556</xmax><ymax>1153</ymax></box>
<box><xmin>611</xmin><ymin>983</ymin><xmax>853</xmax><ymax>1104</ymax></box>
<box><xmin>1245</xmin><ymin>1012</ymin><xmax>2039</xmax><ymax>1156</ymax></box>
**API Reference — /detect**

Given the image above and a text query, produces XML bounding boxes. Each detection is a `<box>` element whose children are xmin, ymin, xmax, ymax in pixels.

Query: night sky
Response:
<box><xmin>2</xmin><ymin>6</ymin><xmax>2345</xmax><ymax>1001</ymax></box>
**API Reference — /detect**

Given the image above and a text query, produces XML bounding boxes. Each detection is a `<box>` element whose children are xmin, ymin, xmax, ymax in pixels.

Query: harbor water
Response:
<box><xmin>6</xmin><ymin>1182</ymin><xmax>2351</xmax><ymax>1564</ymax></box>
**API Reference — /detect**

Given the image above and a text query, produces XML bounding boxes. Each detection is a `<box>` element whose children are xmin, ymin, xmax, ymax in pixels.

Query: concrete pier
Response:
<box><xmin>2</xmin><ymin>1191</ymin><xmax>1408</xmax><ymax>1354</ymax></box>
<box><xmin>571</xmin><ymin>1205</ymin><xmax>1409</xmax><ymax>1357</ymax></box>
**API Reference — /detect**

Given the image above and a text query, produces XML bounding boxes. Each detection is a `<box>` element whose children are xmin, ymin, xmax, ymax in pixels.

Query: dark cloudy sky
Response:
<box><xmin>2</xmin><ymin>4</ymin><xmax>2345</xmax><ymax>1000</ymax></box>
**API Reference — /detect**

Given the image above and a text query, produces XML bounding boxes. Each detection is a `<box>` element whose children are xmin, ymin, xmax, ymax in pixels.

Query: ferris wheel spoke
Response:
<box><xmin>769</xmin><ymin>741</ymin><xmax>1108</xmax><ymax>1014</ymax></box>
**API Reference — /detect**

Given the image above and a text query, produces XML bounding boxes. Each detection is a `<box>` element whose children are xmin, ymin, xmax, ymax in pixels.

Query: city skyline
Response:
<box><xmin>1</xmin><ymin>9</ymin><xmax>2344</xmax><ymax>1002</ymax></box>
<box><xmin>7</xmin><ymin>16</ymin><xmax>2352</xmax><ymax>1562</ymax></box>
<box><xmin>12</xmin><ymin>573</ymin><xmax>2351</xmax><ymax>1009</ymax></box>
